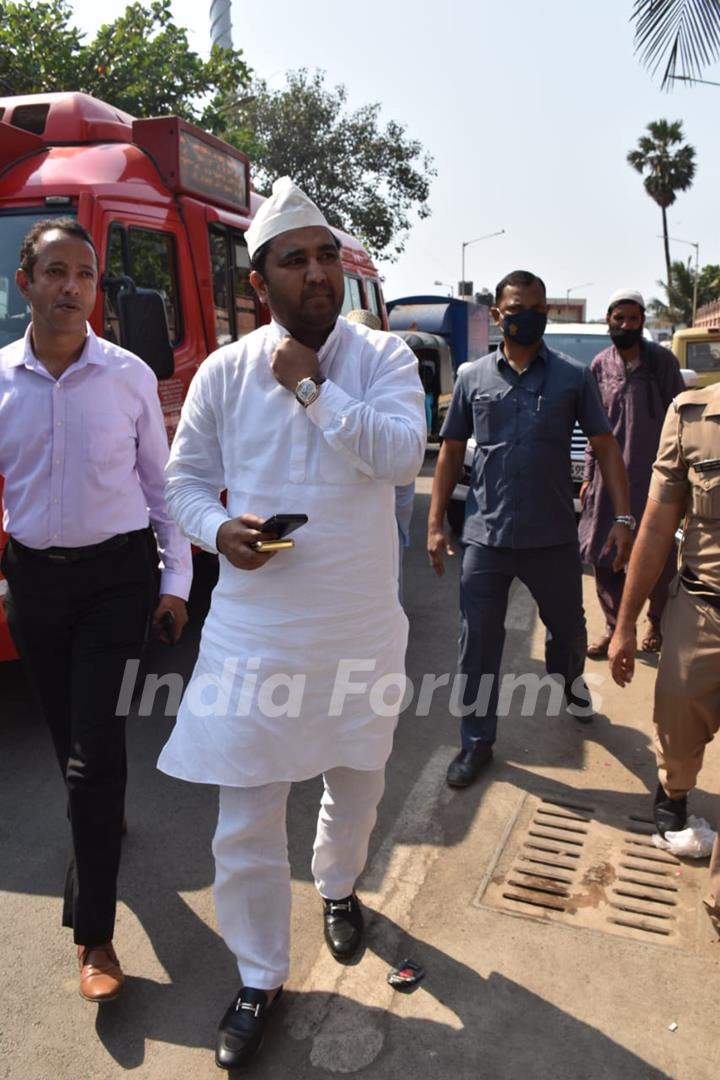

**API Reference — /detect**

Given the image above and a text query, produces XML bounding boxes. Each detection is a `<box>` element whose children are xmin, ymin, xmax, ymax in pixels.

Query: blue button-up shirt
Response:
<box><xmin>441</xmin><ymin>344</ymin><xmax>611</xmax><ymax>548</ymax></box>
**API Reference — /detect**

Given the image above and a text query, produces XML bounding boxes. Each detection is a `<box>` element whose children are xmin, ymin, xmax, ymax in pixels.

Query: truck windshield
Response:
<box><xmin>0</xmin><ymin>210</ymin><xmax>76</xmax><ymax>348</ymax></box>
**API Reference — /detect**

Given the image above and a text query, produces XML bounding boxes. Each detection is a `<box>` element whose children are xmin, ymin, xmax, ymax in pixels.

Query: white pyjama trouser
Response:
<box><xmin>212</xmin><ymin>765</ymin><xmax>386</xmax><ymax>989</ymax></box>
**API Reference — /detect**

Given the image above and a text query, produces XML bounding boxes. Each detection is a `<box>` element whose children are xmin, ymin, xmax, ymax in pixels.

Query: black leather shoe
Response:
<box><xmin>565</xmin><ymin>680</ymin><xmax>595</xmax><ymax>724</ymax></box>
<box><xmin>323</xmin><ymin>892</ymin><xmax>363</xmax><ymax>961</ymax></box>
<box><xmin>653</xmin><ymin>782</ymin><xmax>687</xmax><ymax>837</ymax></box>
<box><xmin>446</xmin><ymin>745</ymin><xmax>493</xmax><ymax>788</ymax></box>
<box><xmin>215</xmin><ymin>985</ymin><xmax>282</xmax><ymax>1071</ymax></box>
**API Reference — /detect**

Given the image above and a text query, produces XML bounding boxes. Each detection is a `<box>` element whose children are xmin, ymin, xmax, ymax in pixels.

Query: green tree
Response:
<box><xmin>649</xmin><ymin>260</ymin><xmax>720</xmax><ymax>326</ymax></box>
<box><xmin>229</xmin><ymin>69</ymin><xmax>435</xmax><ymax>261</ymax></box>
<box><xmin>627</xmin><ymin>120</ymin><xmax>696</xmax><ymax>289</ymax></box>
<box><xmin>0</xmin><ymin>0</ymin><xmax>251</xmax><ymax>123</ymax></box>
<box><xmin>632</xmin><ymin>0</ymin><xmax>720</xmax><ymax>89</ymax></box>
<box><xmin>0</xmin><ymin>0</ymin><xmax>84</xmax><ymax>94</ymax></box>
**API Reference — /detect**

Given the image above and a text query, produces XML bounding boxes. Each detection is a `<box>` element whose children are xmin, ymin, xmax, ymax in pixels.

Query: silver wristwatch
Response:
<box><xmin>295</xmin><ymin>377</ymin><xmax>323</xmax><ymax>407</ymax></box>
<box><xmin>614</xmin><ymin>514</ymin><xmax>637</xmax><ymax>531</ymax></box>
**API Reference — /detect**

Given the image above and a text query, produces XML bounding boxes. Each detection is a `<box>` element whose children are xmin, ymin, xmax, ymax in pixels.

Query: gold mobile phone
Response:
<box><xmin>253</xmin><ymin>538</ymin><xmax>296</xmax><ymax>552</ymax></box>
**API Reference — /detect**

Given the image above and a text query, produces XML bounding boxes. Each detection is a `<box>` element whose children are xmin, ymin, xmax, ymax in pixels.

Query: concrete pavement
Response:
<box><xmin>0</xmin><ymin>465</ymin><xmax>718</xmax><ymax>1079</ymax></box>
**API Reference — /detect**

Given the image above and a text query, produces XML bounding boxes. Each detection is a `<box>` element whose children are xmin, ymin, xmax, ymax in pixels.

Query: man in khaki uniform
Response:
<box><xmin>609</xmin><ymin>385</ymin><xmax>720</xmax><ymax>925</ymax></box>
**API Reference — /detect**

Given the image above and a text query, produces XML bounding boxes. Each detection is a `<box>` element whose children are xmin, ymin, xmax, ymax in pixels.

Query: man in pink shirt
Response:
<box><xmin>0</xmin><ymin>219</ymin><xmax>192</xmax><ymax>1002</ymax></box>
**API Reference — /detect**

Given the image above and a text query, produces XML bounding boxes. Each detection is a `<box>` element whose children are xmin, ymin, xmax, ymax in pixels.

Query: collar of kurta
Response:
<box><xmin>611</xmin><ymin>338</ymin><xmax>648</xmax><ymax>365</ymax></box>
<box><xmin>268</xmin><ymin>316</ymin><xmax>345</xmax><ymax>370</ymax></box>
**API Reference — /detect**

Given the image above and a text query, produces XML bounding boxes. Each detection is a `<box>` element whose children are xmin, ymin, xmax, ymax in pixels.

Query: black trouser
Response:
<box><xmin>457</xmin><ymin>541</ymin><xmax>587</xmax><ymax>749</ymax></box>
<box><xmin>1</xmin><ymin>532</ymin><xmax>154</xmax><ymax>947</ymax></box>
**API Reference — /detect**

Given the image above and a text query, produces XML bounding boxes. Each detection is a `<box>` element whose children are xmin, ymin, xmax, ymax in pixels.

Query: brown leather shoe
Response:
<box><xmin>77</xmin><ymin>942</ymin><xmax>124</xmax><ymax>1002</ymax></box>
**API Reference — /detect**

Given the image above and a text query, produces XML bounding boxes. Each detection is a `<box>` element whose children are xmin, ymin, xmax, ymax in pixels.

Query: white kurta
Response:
<box><xmin>157</xmin><ymin>317</ymin><xmax>426</xmax><ymax>787</ymax></box>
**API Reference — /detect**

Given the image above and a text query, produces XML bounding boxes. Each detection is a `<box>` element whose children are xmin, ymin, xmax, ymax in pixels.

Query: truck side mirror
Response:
<box><xmin>116</xmin><ymin>288</ymin><xmax>175</xmax><ymax>380</ymax></box>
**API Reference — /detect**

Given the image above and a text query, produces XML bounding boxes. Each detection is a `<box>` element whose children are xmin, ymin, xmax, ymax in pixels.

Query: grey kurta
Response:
<box><xmin>579</xmin><ymin>340</ymin><xmax>686</xmax><ymax>567</ymax></box>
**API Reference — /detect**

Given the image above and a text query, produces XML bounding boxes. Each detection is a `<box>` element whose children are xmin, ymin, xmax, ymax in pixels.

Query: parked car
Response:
<box><xmin>447</xmin><ymin>324</ymin><xmax>693</xmax><ymax>534</ymax></box>
<box><xmin>671</xmin><ymin>326</ymin><xmax>720</xmax><ymax>386</ymax></box>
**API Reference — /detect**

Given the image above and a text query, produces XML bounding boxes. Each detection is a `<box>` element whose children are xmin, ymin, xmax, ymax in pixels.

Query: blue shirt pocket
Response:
<box><xmin>472</xmin><ymin>392</ymin><xmax>511</xmax><ymax>445</ymax></box>
<box><xmin>530</xmin><ymin>390</ymin><xmax>574</xmax><ymax>444</ymax></box>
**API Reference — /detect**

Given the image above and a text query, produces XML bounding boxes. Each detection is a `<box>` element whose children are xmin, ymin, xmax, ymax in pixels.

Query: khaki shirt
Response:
<box><xmin>648</xmin><ymin>385</ymin><xmax>720</xmax><ymax>592</ymax></box>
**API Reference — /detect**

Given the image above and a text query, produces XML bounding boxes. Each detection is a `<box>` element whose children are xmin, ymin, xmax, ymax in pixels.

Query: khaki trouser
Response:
<box><xmin>654</xmin><ymin>577</ymin><xmax>720</xmax><ymax>913</ymax></box>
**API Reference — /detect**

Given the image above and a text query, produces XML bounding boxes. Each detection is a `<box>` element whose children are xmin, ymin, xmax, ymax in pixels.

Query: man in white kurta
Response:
<box><xmin>157</xmin><ymin>177</ymin><xmax>425</xmax><ymax>1070</ymax></box>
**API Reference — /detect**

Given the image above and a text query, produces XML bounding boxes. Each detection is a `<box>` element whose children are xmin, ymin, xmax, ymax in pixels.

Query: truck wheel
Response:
<box><xmin>447</xmin><ymin>500</ymin><xmax>465</xmax><ymax>536</ymax></box>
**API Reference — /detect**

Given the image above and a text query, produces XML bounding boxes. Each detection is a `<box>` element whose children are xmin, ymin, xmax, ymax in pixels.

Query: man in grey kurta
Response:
<box><xmin>579</xmin><ymin>290</ymin><xmax>685</xmax><ymax>656</ymax></box>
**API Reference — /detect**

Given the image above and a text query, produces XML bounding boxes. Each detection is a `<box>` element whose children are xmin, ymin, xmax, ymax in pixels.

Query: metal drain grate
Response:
<box><xmin>477</xmin><ymin>793</ymin><xmax>707</xmax><ymax>950</ymax></box>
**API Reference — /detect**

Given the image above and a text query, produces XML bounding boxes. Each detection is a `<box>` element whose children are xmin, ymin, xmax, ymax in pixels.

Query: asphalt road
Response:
<box><xmin>1</xmin><ymin>456</ymin><xmax>718</xmax><ymax>1080</ymax></box>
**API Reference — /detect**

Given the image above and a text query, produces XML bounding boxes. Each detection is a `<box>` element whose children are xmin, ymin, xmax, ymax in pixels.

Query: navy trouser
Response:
<box><xmin>457</xmin><ymin>541</ymin><xmax>587</xmax><ymax>749</ymax></box>
<box><xmin>2</xmin><ymin>531</ymin><xmax>154</xmax><ymax>947</ymax></box>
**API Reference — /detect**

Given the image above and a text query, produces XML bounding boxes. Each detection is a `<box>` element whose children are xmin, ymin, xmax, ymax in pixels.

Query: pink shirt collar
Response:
<box><xmin>6</xmin><ymin>323</ymin><xmax>108</xmax><ymax>374</ymax></box>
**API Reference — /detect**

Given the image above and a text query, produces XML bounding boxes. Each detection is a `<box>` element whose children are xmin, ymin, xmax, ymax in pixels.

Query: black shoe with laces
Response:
<box><xmin>323</xmin><ymin>892</ymin><xmax>363</xmax><ymax>961</ymax></box>
<box><xmin>653</xmin><ymin>782</ymin><xmax>687</xmax><ymax>837</ymax></box>
<box><xmin>215</xmin><ymin>985</ymin><xmax>283</xmax><ymax>1071</ymax></box>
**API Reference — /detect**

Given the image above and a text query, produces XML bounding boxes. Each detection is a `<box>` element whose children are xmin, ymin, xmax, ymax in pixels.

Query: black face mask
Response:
<box><xmin>610</xmin><ymin>327</ymin><xmax>643</xmax><ymax>350</ymax></box>
<box><xmin>502</xmin><ymin>309</ymin><xmax>547</xmax><ymax>346</ymax></box>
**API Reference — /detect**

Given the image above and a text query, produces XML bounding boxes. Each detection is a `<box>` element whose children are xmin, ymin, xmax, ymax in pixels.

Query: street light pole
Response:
<box><xmin>565</xmin><ymin>282</ymin><xmax>593</xmax><ymax>320</ymax></box>
<box><xmin>461</xmin><ymin>230</ymin><xmax>505</xmax><ymax>298</ymax></box>
<box><xmin>434</xmin><ymin>279</ymin><xmax>453</xmax><ymax>297</ymax></box>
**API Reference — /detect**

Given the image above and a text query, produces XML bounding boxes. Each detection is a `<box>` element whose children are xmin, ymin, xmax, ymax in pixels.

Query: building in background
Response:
<box><xmin>695</xmin><ymin>298</ymin><xmax>720</xmax><ymax>329</ymax></box>
<box><xmin>546</xmin><ymin>296</ymin><xmax>587</xmax><ymax>323</ymax></box>
<box><xmin>209</xmin><ymin>0</ymin><xmax>233</xmax><ymax>48</ymax></box>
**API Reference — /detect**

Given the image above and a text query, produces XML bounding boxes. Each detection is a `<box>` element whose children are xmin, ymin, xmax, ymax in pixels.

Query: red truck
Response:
<box><xmin>0</xmin><ymin>91</ymin><xmax>388</xmax><ymax>661</ymax></box>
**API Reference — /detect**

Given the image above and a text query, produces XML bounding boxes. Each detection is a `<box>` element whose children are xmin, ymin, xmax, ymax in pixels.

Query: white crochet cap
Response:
<box><xmin>607</xmin><ymin>288</ymin><xmax>645</xmax><ymax>311</ymax></box>
<box><xmin>245</xmin><ymin>176</ymin><xmax>330</xmax><ymax>259</ymax></box>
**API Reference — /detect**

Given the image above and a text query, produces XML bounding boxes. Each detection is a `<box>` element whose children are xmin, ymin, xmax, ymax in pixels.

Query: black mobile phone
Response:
<box><xmin>260</xmin><ymin>514</ymin><xmax>308</xmax><ymax>539</ymax></box>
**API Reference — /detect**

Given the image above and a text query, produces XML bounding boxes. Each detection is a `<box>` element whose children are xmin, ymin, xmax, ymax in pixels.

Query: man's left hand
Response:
<box><xmin>152</xmin><ymin>595</ymin><xmax>189</xmax><ymax>645</ymax></box>
<box><xmin>271</xmin><ymin>337</ymin><xmax>321</xmax><ymax>392</ymax></box>
<box><xmin>601</xmin><ymin>523</ymin><xmax>634</xmax><ymax>572</ymax></box>
<box><xmin>608</xmin><ymin>624</ymin><xmax>637</xmax><ymax>687</ymax></box>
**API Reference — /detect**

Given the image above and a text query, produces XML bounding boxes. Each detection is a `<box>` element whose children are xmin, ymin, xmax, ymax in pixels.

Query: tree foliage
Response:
<box><xmin>0</xmin><ymin>0</ymin><xmax>251</xmax><ymax>123</ymax></box>
<box><xmin>632</xmin><ymin>0</ymin><xmax>720</xmax><ymax>89</ymax></box>
<box><xmin>649</xmin><ymin>260</ymin><xmax>720</xmax><ymax>325</ymax></box>
<box><xmin>229</xmin><ymin>69</ymin><xmax>435</xmax><ymax>261</ymax></box>
<box><xmin>0</xmin><ymin>10</ymin><xmax>433</xmax><ymax>261</ymax></box>
<box><xmin>627</xmin><ymin>119</ymin><xmax>696</xmax><ymax>288</ymax></box>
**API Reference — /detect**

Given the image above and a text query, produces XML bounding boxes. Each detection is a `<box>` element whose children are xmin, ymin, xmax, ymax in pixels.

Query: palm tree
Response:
<box><xmin>632</xmin><ymin>0</ymin><xmax>720</xmax><ymax>89</ymax></box>
<box><xmin>649</xmin><ymin>259</ymin><xmax>720</xmax><ymax>326</ymax></box>
<box><xmin>627</xmin><ymin>120</ymin><xmax>696</xmax><ymax>288</ymax></box>
<box><xmin>648</xmin><ymin>260</ymin><xmax>696</xmax><ymax>326</ymax></box>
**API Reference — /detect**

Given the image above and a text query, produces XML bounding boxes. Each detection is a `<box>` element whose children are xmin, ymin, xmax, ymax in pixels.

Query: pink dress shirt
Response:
<box><xmin>0</xmin><ymin>325</ymin><xmax>192</xmax><ymax>600</ymax></box>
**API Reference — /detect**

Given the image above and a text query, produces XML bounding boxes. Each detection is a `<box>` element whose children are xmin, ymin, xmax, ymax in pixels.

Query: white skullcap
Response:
<box><xmin>607</xmin><ymin>288</ymin><xmax>645</xmax><ymax>311</ymax></box>
<box><xmin>245</xmin><ymin>176</ymin><xmax>330</xmax><ymax>259</ymax></box>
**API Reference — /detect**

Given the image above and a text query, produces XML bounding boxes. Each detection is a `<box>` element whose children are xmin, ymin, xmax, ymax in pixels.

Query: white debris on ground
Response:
<box><xmin>653</xmin><ymin>816</ymin><xmax>717</xmax><ymax>858</ymax></box>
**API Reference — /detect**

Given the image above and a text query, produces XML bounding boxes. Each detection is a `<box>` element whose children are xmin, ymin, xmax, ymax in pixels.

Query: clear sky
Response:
<box><xmin>68</xmin><ymin>0</ymin><xmax>719</xmax><ymax>319</ymax></box>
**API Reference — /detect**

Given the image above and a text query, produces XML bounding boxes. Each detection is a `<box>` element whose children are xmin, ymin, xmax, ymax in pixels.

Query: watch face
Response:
<box><xmin>296</xmin><ymin>378</ymin><xmax>319</xmax><ymax>405</ymax></box>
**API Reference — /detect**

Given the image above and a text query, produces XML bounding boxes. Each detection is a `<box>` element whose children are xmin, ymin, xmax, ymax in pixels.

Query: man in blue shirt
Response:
<box><xmin>428</xmin><ymin>270</ymin><xmax>634</xmax><ymax>787</ymax></box>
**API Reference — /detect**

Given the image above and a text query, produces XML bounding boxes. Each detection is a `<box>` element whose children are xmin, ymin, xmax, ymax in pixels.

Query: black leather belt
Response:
<box><xmin>11</xmin><ymin>533</ymin><xmax>132</xmax><ymax>564</ymax></box>
<box><xmin>681</xmin><ymin>567</ymin><xmax>720</xmax><ymax>611</ymax></box>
